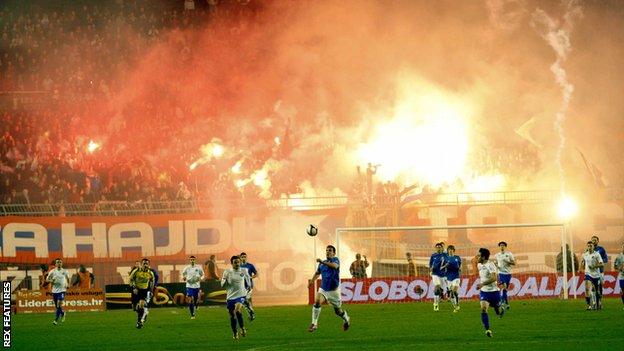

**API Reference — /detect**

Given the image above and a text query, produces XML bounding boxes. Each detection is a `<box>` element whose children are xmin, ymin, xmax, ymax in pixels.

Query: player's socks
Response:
<box><xmin>243</xmin><ymin>299</ymin><xmax>252</xmax><ymax>312</ymax></box>
<box><xmin>189</xmin><ymin>303</ymin><xmax>195</xmax><ymax>316</ymax></box>
<box><xmin>585</xmin><ymin>296</ymin><xmax>591</xmax><ymax>306</ymax></box>
<box><xmin>236</xmin><ymin>311</ymin><xmax>245</xmax><ymax>329</ymax></box>
<box><xmin>55</xmin><ymin>306</ymin><xmax>62</xmax><ymax>321</ymax></box>
<box><xmin>337</xmin><ymin>309</ymin><xmax>349</xmax><ymax>322</ymax></box>
<box><xmin>620</xmin><ymin>295</ymin><xmax>623</xmax><ymax>304</ymax></box>
<box><xmin>312</xmin><ymin>305</ymin><xmax>321</xmax><ymax>325</ymax></box>
<box><xmin>481</xmin><ymin>312</ymin><xmax>489</xmax><ymax>330</ymax></box>
<box><xmin>596</xmin><ymin>294</ymin><xmax>602</xmax><ymax>309</ymax></box>
<box><xmin>501</xmin><ymin>289</ymin><xmax>508</xmax><ymax>305</ymax></box>
<box><xmin>230</xmin><ymin>316</ymin><xmax>238</xmax><ymax>335</ymax></box>
<box><xmin>137</xmin><ymin>308</ymin><xmax>144</xmax><ymax>323</ymax></box>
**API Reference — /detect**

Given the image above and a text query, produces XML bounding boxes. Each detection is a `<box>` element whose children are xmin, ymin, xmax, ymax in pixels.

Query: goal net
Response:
<box><xmin>332</xmin><ymin>223</ymin><xmax>579</xmax><ymax>305</ymax></box>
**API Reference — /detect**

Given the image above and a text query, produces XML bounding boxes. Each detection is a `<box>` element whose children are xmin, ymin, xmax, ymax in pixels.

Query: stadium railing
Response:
<box><xmin>1</xmin><ymin>188</ymin><xmax>621</xmax><ymax>216</ymax></box>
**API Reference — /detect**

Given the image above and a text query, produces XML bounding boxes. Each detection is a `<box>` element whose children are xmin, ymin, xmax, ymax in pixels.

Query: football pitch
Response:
<box><xmin>11</xmin><ymin>299</ymin><xmax>624</xmax><ymax>351</ymax></box>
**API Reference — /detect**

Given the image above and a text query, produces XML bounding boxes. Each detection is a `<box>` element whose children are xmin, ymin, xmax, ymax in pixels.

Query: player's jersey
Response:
<box><xmin>317</xmin><ymin>257</ymin><xmax>340</xmax><ymax>291</ymax></box>
<box><xmin>444</xmin><ymin>255</ymin><xmax>461</xmax><ymax>280</ymax></box>
<box><xmin>583</xmin><ymin>251</ymin><xmax>603</xmax><ymax>279</ymax></box>
<box><xmin>221</xmin><ymin>268</ymin><xmax>251</xmax><ymax>300</ymax></box>
<box><xmin>240</xmin><ymin>262</ymin><xmax>257</xmax><ymax>288</ymax></box>
<box><xmin>130</xmin><ymin>268</ymin><xmax>154</xmax><ymax>289</ymax></box>
<box><xmin>47</xmin><ymin>268</ymin><xmax>69</xmax><ymax>293</ymax></box>
<box><xmin>478</xmin><ymin>261</ymin><xmax>499</xmax><ymax>292</ymax></box>
<box><xmin>495</xmin><ymin>251</ymin><xmax>515</xmax><ymax>274</ymax></box>
<box><xmin>429</xmin><ymin>252</ymin><xmax>447</xmax><ymax>276</ymax></box>
<box><xmin>615</xmin><ymin>253</ymin><xmax>624</xmax><ymax>280</ymax></box>
<box><xmin>182</xmin><ymin>264</ymin><xmax>204</xmax><ymax>288</ymax></box>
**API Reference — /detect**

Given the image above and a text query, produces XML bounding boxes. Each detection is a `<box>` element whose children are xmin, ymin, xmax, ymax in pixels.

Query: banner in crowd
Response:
<box><xmin>308</xmin><ymin>272</ymin><xmax>623</xmax><ymax>304</ymax></box>
<box><xmin>16</xmin><ymin>289</ymin><xmax>105</xmax><ymax>313</ymax></box>
<box><xmin>105</xmin><ymin>281</ymin><xmax>226</xmax><ymax>309</ymax></box>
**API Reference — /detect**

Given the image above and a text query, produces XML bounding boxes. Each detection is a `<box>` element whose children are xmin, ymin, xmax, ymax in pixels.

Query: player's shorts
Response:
<box><xmin>431</xmin><ymin>274</ymin><xmax>443</xmax><ymax>286</ymax></box>
<box><xmin>226</xmin><ymin>296</ymin><xmax>246</xmax><ymax>312</ymax></box>
<box><xmin>318</xmin><ymin>287</ymin><xmax>342</xmax><ymax>308</ymax></box>
<box><xmin>132</xmin><ymin>288</ymin><xmax>149</xmax><ymax>305</ymax></box>
<box><xmin>584</xmin><ymin>275</ymin><xmax>600</xmax><ymax>288</ymax></box>
<box><xmin>479</xmin><ymin>290</ymin><xmax>501</xmax><ymax>306</ymax></box>
<box><xmin>186</xmin><ymin>287</ymin><xmax>200</xmax><ymax>298</ymax></box>
<box><xmin>447</xmin><ymin>278</ymin><xmax>460</xmax><ymax>289</ymax></box>
<box><xmin>498</xmin><ymin>273</ymin><xmax>512</xmax><ymax>286</ymax></box>
<box><xmin>619</xmin><ymin>279</ymin><xmax>624</xmax><ymax>290</ymax></box>
<box><xmin>52</xmin><ymin>292</ymin><xmax>65</xmax><ymax>302</ymax></box>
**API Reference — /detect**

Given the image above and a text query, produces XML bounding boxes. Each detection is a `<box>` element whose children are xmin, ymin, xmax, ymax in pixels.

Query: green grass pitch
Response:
<box><xmin>11</xmin><ymin>299</ymin><xmax>624</xmax><ymax>351</ymax></box>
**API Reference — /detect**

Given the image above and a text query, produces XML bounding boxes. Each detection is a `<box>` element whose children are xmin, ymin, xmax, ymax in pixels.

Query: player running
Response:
<box><xmin>494</xmin><ymin>241</ymin><xmax>515</xmax><ymax>308</ymax></box>
<box><xmin>443</xmin><ymin>245</ymin><xmax>462</xmax><ymax>312</ymax></box>
<box><xmin>429</xmin><ymin>242</ymin><xmax>447</xmax><ymax>311</ymax></box>
<box><xmin>308</xmin><ymin>245</ymin><xmax>350</xmax><ymax>332</ymax></box>
<box><xmin>221</xmin><ymin>255</ymin><xmax>252</xmax><ymax>339</ymax></box>
<box><xmin>128</xmin><ymin>260</ymin><xmax>141</xmax><ymax>311</ymax></box>
<box><xmin>182</xmin><ymin>255</ymin><xmax>204</xmax><ymax>319</ymax></box>
<box><xmin>46</xmin><ymin>258</ymin><xmax>70</xmax><ymax>325</ymax></box>
<box><xmin>129</xmin><ymin>258</ymin><xmax>155</xmax><ymax>329</ymax></box>
<box><xmin>476</xmin><ymin>248</ymin><xmax>505</xmax><ymax>338</ymax></box>
<box><xmin>582</xmin><ymin>241</ymin><xmax>604</xmax><ymax>310</ymax></box>
<box><xmin>614</xmin><ymin>242</ymin><xmax>624</xmax><ymax>310</ymax></box>
<box><xmin>591</xmin><ymin>235</ymin><xmax>608</xmax><ymax>304</ymax></box>
<box><xmin>239</xmin><ymin>252</ymin><xmax>257</xmax><ymax>321</ymax></box>
<box><xmin>141</xmin><ymin>261</ymin><xmax>159</xmax><ymax>323</ymax></box>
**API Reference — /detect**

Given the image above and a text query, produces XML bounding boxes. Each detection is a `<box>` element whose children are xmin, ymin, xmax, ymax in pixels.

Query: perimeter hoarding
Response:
<box><xmin>16</xmin><ymin>289</ymin><xmax>105</xmax><ymax>313</ymax></box>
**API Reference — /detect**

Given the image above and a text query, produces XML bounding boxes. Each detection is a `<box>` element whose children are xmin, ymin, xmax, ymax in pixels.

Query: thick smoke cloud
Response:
<box><xmin>34</xmin><ymin>0</ymin><xmax>624</xmax><ymax>195</ymax></box>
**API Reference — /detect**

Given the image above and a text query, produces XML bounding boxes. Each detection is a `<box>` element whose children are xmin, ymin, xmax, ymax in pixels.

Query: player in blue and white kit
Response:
<box><xmin>591</xmin><ymin>235</ymin><xmax>608</xmax><ymax>304</ymax></box>
<box><xmin>477</xmin><ymin>248</ymin><xmax>505</xmax><ymax>338</ymax></box>
<box><xmin>494</xmin><ymin>241</ymin><xmax>515</xmax><ymax>308</ymax></box>
<box><xmin>582</xmin><ymin>241</ymin><xmax>604</xmax><ymax>310</ymax></box>
<box><xmin>443</xmin><ymin>245</ymin><xmax>462</xmax><ymax>313</ymax></box>
<box><xmin>239</xmin><ymin>252</ymin><xmax>257</xmax><ymax>321</ymax></box>
<box><xmin>221</xmin><ymin>255</ymin><xmax>252</xmax><ymax>339</ymax></box>
<box><xmin>308</xmin><ymin>245</ymin><xmax>350</xmax><ymax>332</ymax></box>
<box><xmin>182</xmin><ymin>255</ymin><xmax>204</xmax><ymax>319</ymax></box>
<box><xmin>614</xmin><ymin>242</ymin><xmax>624</xmax><ymax>310</ymax></box>
<box><xmin>46</xmin><ymin>258</ymin><xmax>70</xmax><ymax>325</ymax></box>
<box><xmin>429</xmin><ymin>242</ymin><xmax>447</xmax><ymax>311</ymax></box>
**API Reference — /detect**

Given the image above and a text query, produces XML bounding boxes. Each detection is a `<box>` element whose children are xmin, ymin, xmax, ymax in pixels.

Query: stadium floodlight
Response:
<box><xmin>334</xmin><ymin>222</ymin><xmax>575</xmax><ymax>301</ymax></box>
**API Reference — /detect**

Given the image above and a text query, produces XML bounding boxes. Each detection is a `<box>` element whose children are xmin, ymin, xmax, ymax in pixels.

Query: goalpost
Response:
<box><xmin>330</xmin><ymin>223</ymin><xmax>577</xmax><ymax>301</ymax></box>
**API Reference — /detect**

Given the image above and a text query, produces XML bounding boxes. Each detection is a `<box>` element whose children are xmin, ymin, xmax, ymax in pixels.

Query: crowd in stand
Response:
<box><xmin>0</xmin><ymin>1</ymin><xmax>544</xmax><ymax>210</ymax></box>
<box><xmin>0</xmin><ymin>1</ymin><xmax>261</xmax><ymax>208</ymax></box>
